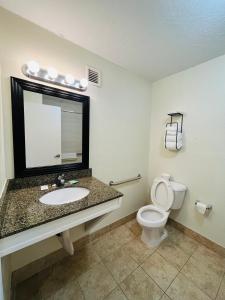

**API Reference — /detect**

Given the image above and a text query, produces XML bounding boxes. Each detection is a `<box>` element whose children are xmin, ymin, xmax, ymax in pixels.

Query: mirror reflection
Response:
<box><xmin>24</xmin><ymin>90</ymin><xmax>83</xmax><ymax>168</ymax></box>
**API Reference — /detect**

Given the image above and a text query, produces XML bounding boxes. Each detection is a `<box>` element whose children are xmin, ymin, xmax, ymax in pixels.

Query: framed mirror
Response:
<box><xmin>11</xmin><ymin>77</ymin><xmax>90</xmax><ymax>178</ymax></box>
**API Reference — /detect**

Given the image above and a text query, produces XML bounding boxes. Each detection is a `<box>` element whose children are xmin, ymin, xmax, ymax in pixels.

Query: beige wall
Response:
<box><xmin>2</xmin><ymin>4</ymin><xmax>225</xmax><ymax>275</ymax></box>
<box><xmin>149</xmin><ymin>54</ymin><xmax>225</xmax><ymax>248</ymax></box>
<box><xmin>0</xmin><ymin>65</ymin><xmax>10</xmax><ymax>300</ymax></box>
<box><xmin>0</xmin><ymin>64</ymin><xmax>6</xmax><ymax>197</ymax></box>
<box><xmin>0</xmin><ymin>8</ymin><xmax>151</xmax><ymax>270</ymax></box>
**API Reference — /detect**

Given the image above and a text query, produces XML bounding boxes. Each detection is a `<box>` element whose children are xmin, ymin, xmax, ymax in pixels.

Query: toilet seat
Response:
<box><xmin>137</xmin><ymin>205</ymin><xmax>169</xmax><ymax>228</ymax></box>
<box><xmin>137</xmin><ymin>174</ymin><xmax>186</xmax><ymax>248</ymax></box>
<box><xmin>137</xmin><ymin>178</ymin><xmax>174</xmax><ymax>229</ymax></box>
<box><xmin>151</xmin><ymin>178</ymin><xmax>174</xmax><ymax>211</ymax></box>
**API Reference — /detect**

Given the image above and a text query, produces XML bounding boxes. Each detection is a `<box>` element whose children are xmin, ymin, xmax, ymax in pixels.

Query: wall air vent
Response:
<box><xmin>87</xmin><ymin>66</ymin><xmax>101</xmax><ymax>87</ymax></box>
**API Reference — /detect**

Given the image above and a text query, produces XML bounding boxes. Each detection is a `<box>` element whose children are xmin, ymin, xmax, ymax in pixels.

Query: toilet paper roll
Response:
<box><xmin>195</xmin><ymin>202</ymin><xmax>207</xmax><ymax>215</ymax></box>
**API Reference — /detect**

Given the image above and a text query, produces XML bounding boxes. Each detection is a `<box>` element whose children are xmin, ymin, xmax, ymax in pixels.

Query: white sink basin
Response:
<box><xmin>39</xmin><ymin>187</ymin><xmax>90</xmax><ymax>205</ymax></box>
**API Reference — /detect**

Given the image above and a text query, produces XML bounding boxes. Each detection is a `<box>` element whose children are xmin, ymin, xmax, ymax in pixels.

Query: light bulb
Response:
<box><xmin>65</xmin><ymin>74</ymin><xmax>75</xmax><ymax>85</ymax></box>
<box><xmin>47</xmin><ymin>67</ymin><xmax>58</xmax><ymax>80</ymax></box>
<box><xmin>27</xmin><ymin>60</ymin><xmax>40</xmax><ymax>75</ymax></box>
<box><xmin>80</xmin><ymin>78</ymin><xmax>88</xmax><ymax>89</ymax></box>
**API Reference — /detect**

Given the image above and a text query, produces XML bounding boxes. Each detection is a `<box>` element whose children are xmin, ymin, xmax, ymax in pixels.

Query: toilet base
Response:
<box><xmin>141</xmin><ymin>227</ymin><xmax>168</xmax><ymax>248</ymax></box>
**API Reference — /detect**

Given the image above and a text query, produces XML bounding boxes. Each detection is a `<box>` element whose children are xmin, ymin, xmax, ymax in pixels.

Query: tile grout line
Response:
<box><xmin>173</xmin><ymin>246</ymin><xmax>216</xmax><ymax>300</ymax></box>
<box><xmin>139</xmin><ymin>238</ymin><xmax>191</xmax><ymax>295</ymax></box>
<box><xmin>77</xmin><ymin>230</ymin><xmax>222</xmax><ymax>300</ymax></box>
<box><xmin>99</xmin><ymin>253</ymin><xmax>128</xmax><ymax>299</ymax></box>
<box><xmin>95</xmin><ymin>226</ymin><xmax>139</xmax><ymax>299</ymax></box>
<box><xmin>151</xmin><ymin>236</ymin><xmax>195</xmax><ymax>295</ymax></box>
<box><xmin>112</xmin><ymin>223</ymin><xmax>197</xmax><ymax>297</ymax></box>
<box><xmin>98</xmin><ymin>225</ymin><xmax>161</xmax><ymax>297</ymax></box>
<box><xmin>214</xmin><ymin>270</ymin><xmax>225</xmax><ymax>300</ymax></box>
<box><xmin>76</xmin><ymin>279</ymin><xmax>86</xmax><ymax>300</ymax></box>
<box><xmin>180</xmin><ymin>272</ymin><xmax>215</xmax><ymax>300</ymax></box>
<box><xmin>139</xmin><ymin>265</ymin><xmax>165</xmax><ymax>294</ymax></box>
<box><xmin>163</xmin><ymin>247</ymin><xmax>195</xmax><ymax>297</ymax></box>
<box><xmin>102</xmin><ymin>252</ymin><xmax>141</xmax><ymax>291</ymax></box>
<box><xmin>178</xmin><ymin>244</ymin><xmax>225</xmax><ymax>300</ymax></box>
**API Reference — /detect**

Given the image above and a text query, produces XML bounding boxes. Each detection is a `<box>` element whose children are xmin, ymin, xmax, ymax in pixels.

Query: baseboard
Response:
<box><xmin>12</xmin><ymin>211</ymin><xmax>137</xmax><ymax>286</ymax></box>
<box><xmin>168</xmin><ymin>218</ymin><xmax>225</xmax><ymax>257</ymax></box>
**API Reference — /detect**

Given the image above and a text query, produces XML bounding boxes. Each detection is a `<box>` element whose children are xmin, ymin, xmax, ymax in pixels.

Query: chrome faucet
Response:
<box><xmin>55</xmin><ymin>173</ymin><xmax>65</xmax><ymax>187</ymax></box>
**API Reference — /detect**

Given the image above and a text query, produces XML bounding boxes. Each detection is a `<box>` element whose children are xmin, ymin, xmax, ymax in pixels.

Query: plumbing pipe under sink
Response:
<box><xmin>57</xmin><ymin>230</ymin><xmax>74</xmax><ymax>255</ymax></box>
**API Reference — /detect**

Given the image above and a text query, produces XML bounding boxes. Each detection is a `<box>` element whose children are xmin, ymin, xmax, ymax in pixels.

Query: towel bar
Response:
<box><xmin>109</xmin><ymin>174</ymin><xmax>141</xmax><ymax>186</ymax></box>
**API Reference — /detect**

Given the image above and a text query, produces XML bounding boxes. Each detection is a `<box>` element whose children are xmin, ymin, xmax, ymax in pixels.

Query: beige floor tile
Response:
<box><xmin>38</xmin><ymin>266</ymin><xmax>85</xmax><ymax>299</ymax></box>
<box><xmin>123</xmin><ymin>237</ymin><xmax>156</xmax><ymax>264</ymax></box>
<box><xmin>192</xmin><ymin>245</ymin><xmax>225</xmax><ymax>275</ymax></box>
<box><xmin>110</xmin><ymin>225</ymin><xmax>136</xmax><ymax>243</ymax></box>
<box><xmin>78</xmin><ymin>261</ymin><xmax>117</xmax><ymax>300</ymax></box>
<box><xmin>42</xmin><ymin>278</ymin><xmax>84</xmax><ymax>300</ymax></box>
<box><xmin>15</xmin><ymin>220</ymin><xmax>225</xmax><ymax>300</ymax></box>
<box><xmin>182</xmin><ymin>254</ymin><xmax>224</xmax><ymax>299</ymax></box>
<box><xmin>47</xmin><ymin>244</ymin><xmax>100</xmax><ymax>282</ymax></box>
<box><xmin>103</xmin><ymin>247</ymin><xmax>138</xmax><ymax>283</ymax></box>
<box><xmin>157</xmin><ymin>238</ymin><xmax>190</xmax><ymax>270</ymax></box>
<box><xmin>74</xmin><ymin>243</ymin><xmax>101</xmax><ymax>263</ymax></box>
<box><xmin>125</xmin><ymin>218</ymin><xmax>142</xmax><ymax>237</ymax></box>
<box><xmin>166</xmin><ymin>225</ymin><xmax>199</xmax><ymax>256</ymax></box>
<box><xmin>167</xmin><ymin>273</ymin><xmax>211</xmax><ymax>300</ymax></box>
<box><xmin>92</xmin><ymin>225</ymin><xmax>135</xmax><ymax>258</ymax></box>
<box><xmin>15</xmin><ymin>274</ymin><xmax>41</xmax><ymax>300</ymax></box>
<box><xmin>120</xmin><ymin>267</ymin><xmax>163</xmax><ymax>300</ymax></box>
<box><xmin>15</xmin><ymin>265</ymin><xmax>85</xmax><ymax>300</ymax></box>
<box><xmin>160</xmin><ymin>294</ymin><xmax>171</xmax><ymax>300</ymax></box>
<box><xmin>104</xmin><ymin>286</ymin><xmax>127</xmax><ymax>300</ymax></box>
<box><xmin>91</xmin><ymin>231</ymin><xmax>121</xmax><ymax>258</ymax></box>
<box><xmin>216</xmin><ymin>274</ymin><xmax>225</xmax><ymax>300</ymax></box>
<box><xmin>141</xmin><ymin>252</ymin><xmax>178</xmax><ymax>291</ymax></box>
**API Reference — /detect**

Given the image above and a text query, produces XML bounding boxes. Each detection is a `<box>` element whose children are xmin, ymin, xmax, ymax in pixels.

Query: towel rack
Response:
<box><xmin>109</xmin><ymin>174</ymin><xmax>141</xmax><ymax>186</ymax></box>
<box><xmin>165</xmin><ymin>112</ymin><xmax>184</xmax><ymax>150</ymax></box>
<box><xmin>167</xmin><ymin>112</ymin><xmax>183</xmax><ymax>133</ymax></box>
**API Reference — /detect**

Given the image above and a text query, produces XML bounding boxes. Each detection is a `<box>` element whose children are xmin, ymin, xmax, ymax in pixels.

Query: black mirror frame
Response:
<box><xmin>11</xmin><ymin>77</ymin><xmax>90</xmax><ymax>178</ymax></box>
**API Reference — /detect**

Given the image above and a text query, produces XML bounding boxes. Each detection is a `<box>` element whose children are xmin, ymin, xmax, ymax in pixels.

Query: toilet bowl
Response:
<box><xmin>137</xmin><ymin>174</ymin><xmax>186</xmax><ymax>247</ymax></box>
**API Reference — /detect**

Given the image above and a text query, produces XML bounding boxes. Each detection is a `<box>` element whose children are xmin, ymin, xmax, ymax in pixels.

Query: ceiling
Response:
<box><xmin>1</xmin><ymin>0</ymin><xmax>225</xmax><ymax>81</ymax></box>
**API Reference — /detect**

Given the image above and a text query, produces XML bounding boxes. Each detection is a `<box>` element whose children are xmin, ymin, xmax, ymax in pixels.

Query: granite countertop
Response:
<box><xmin>0</xmin><ymin>176</ymin><xmax>123</xmax><ymax>239</ymax></box>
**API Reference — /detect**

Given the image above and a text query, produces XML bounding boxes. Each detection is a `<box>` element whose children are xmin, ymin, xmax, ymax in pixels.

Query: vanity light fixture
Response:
<box><xmin>22</xmin><ymin>61</ymin><xmax>88</xmax><ymax>91</ymax></box>
<box><xmin>46</xmin><ymin>67</ymin><xmax>58</xmax><ymax>80</ymax></box>
<box><xmin>79</xmin><ymin>78</ymin><xmax>88</xmax><ymax>89</ymax></box>
<box><xmin>27</xmin><ymin>60</ymin><xmax>40</xmax><ymax>75</ymax></box>
<box><xmin>65</xmin><ymin>74</ymin><xmax>75</xmax><ymax>85</ymax></box>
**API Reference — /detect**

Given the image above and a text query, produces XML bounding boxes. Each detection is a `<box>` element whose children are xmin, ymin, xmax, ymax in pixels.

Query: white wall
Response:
<box><xmin>42</xmin><ymin>95</ymin><xmax>83</xmax><ymax>158</ymax></box>
<box><xmin>149</xmin><ymin>54</ymin><xmax>225</xmax><ymax>248</ymax></box>
<box><xmin>24</xmin><ymin>94</ymin><xmax>62</xmax><ymax>168</ymax></box>
<box><xmin>0</xmin><ymin>7</ymin><xmax>151</xmax><ymax>270</ymax></box>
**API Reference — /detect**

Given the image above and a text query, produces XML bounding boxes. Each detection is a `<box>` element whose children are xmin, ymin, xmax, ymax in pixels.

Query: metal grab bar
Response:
<box><xmin>109</xmin><ymin>174</ymin><xmax>142</xmax><ymax>186</ymax></box>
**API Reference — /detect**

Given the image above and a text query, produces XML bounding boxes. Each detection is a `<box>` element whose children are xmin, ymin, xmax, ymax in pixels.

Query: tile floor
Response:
<box><xmin>14</xmin><ymin>219</ymin><xmax>225</xmax><ymax>300</ymax></box>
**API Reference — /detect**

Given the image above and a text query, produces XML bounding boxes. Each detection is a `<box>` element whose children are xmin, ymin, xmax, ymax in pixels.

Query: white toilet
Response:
<box><xmin>137</xmin><ymin>174</ymin><xmax>186</xmax><ymax>247</ymax></box>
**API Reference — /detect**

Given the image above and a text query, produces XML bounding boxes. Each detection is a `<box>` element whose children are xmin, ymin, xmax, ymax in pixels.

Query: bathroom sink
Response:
<box><xmin>39</xmin><ymin>187</ymin><xmax>90</xmax><ymax>205</ymax></box>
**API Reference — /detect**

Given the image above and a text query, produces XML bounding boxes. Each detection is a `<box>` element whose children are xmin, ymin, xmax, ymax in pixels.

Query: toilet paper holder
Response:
<box><xmin>195</xmin><ymin>201</ymin><xmax>212</xmax><ymax>210</ymax></box>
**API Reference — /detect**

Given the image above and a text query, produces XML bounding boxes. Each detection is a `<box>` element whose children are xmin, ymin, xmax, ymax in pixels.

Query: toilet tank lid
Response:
<box><xmin>170</xmin><ymin>181</ymin><xmax>187</xmax><ymax>192</ymax></box>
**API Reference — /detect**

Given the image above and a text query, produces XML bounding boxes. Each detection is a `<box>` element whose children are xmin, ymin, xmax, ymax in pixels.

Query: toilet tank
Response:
<box><xmin>170</xmin><ymin>181</ymin><xmax>187</xmax><ymax>209</ymax></box>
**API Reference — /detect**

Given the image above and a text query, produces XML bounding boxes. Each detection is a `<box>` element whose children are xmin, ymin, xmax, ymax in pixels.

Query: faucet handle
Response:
<box><xmin>55</xmin><ymin>174</ymin><xmax>65</xmax><ymax>186</ymax></box>
<box><xmin>60</xmin><ymin>174</ymin><xmax>65</xmax><ymax>185</ymax></box>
